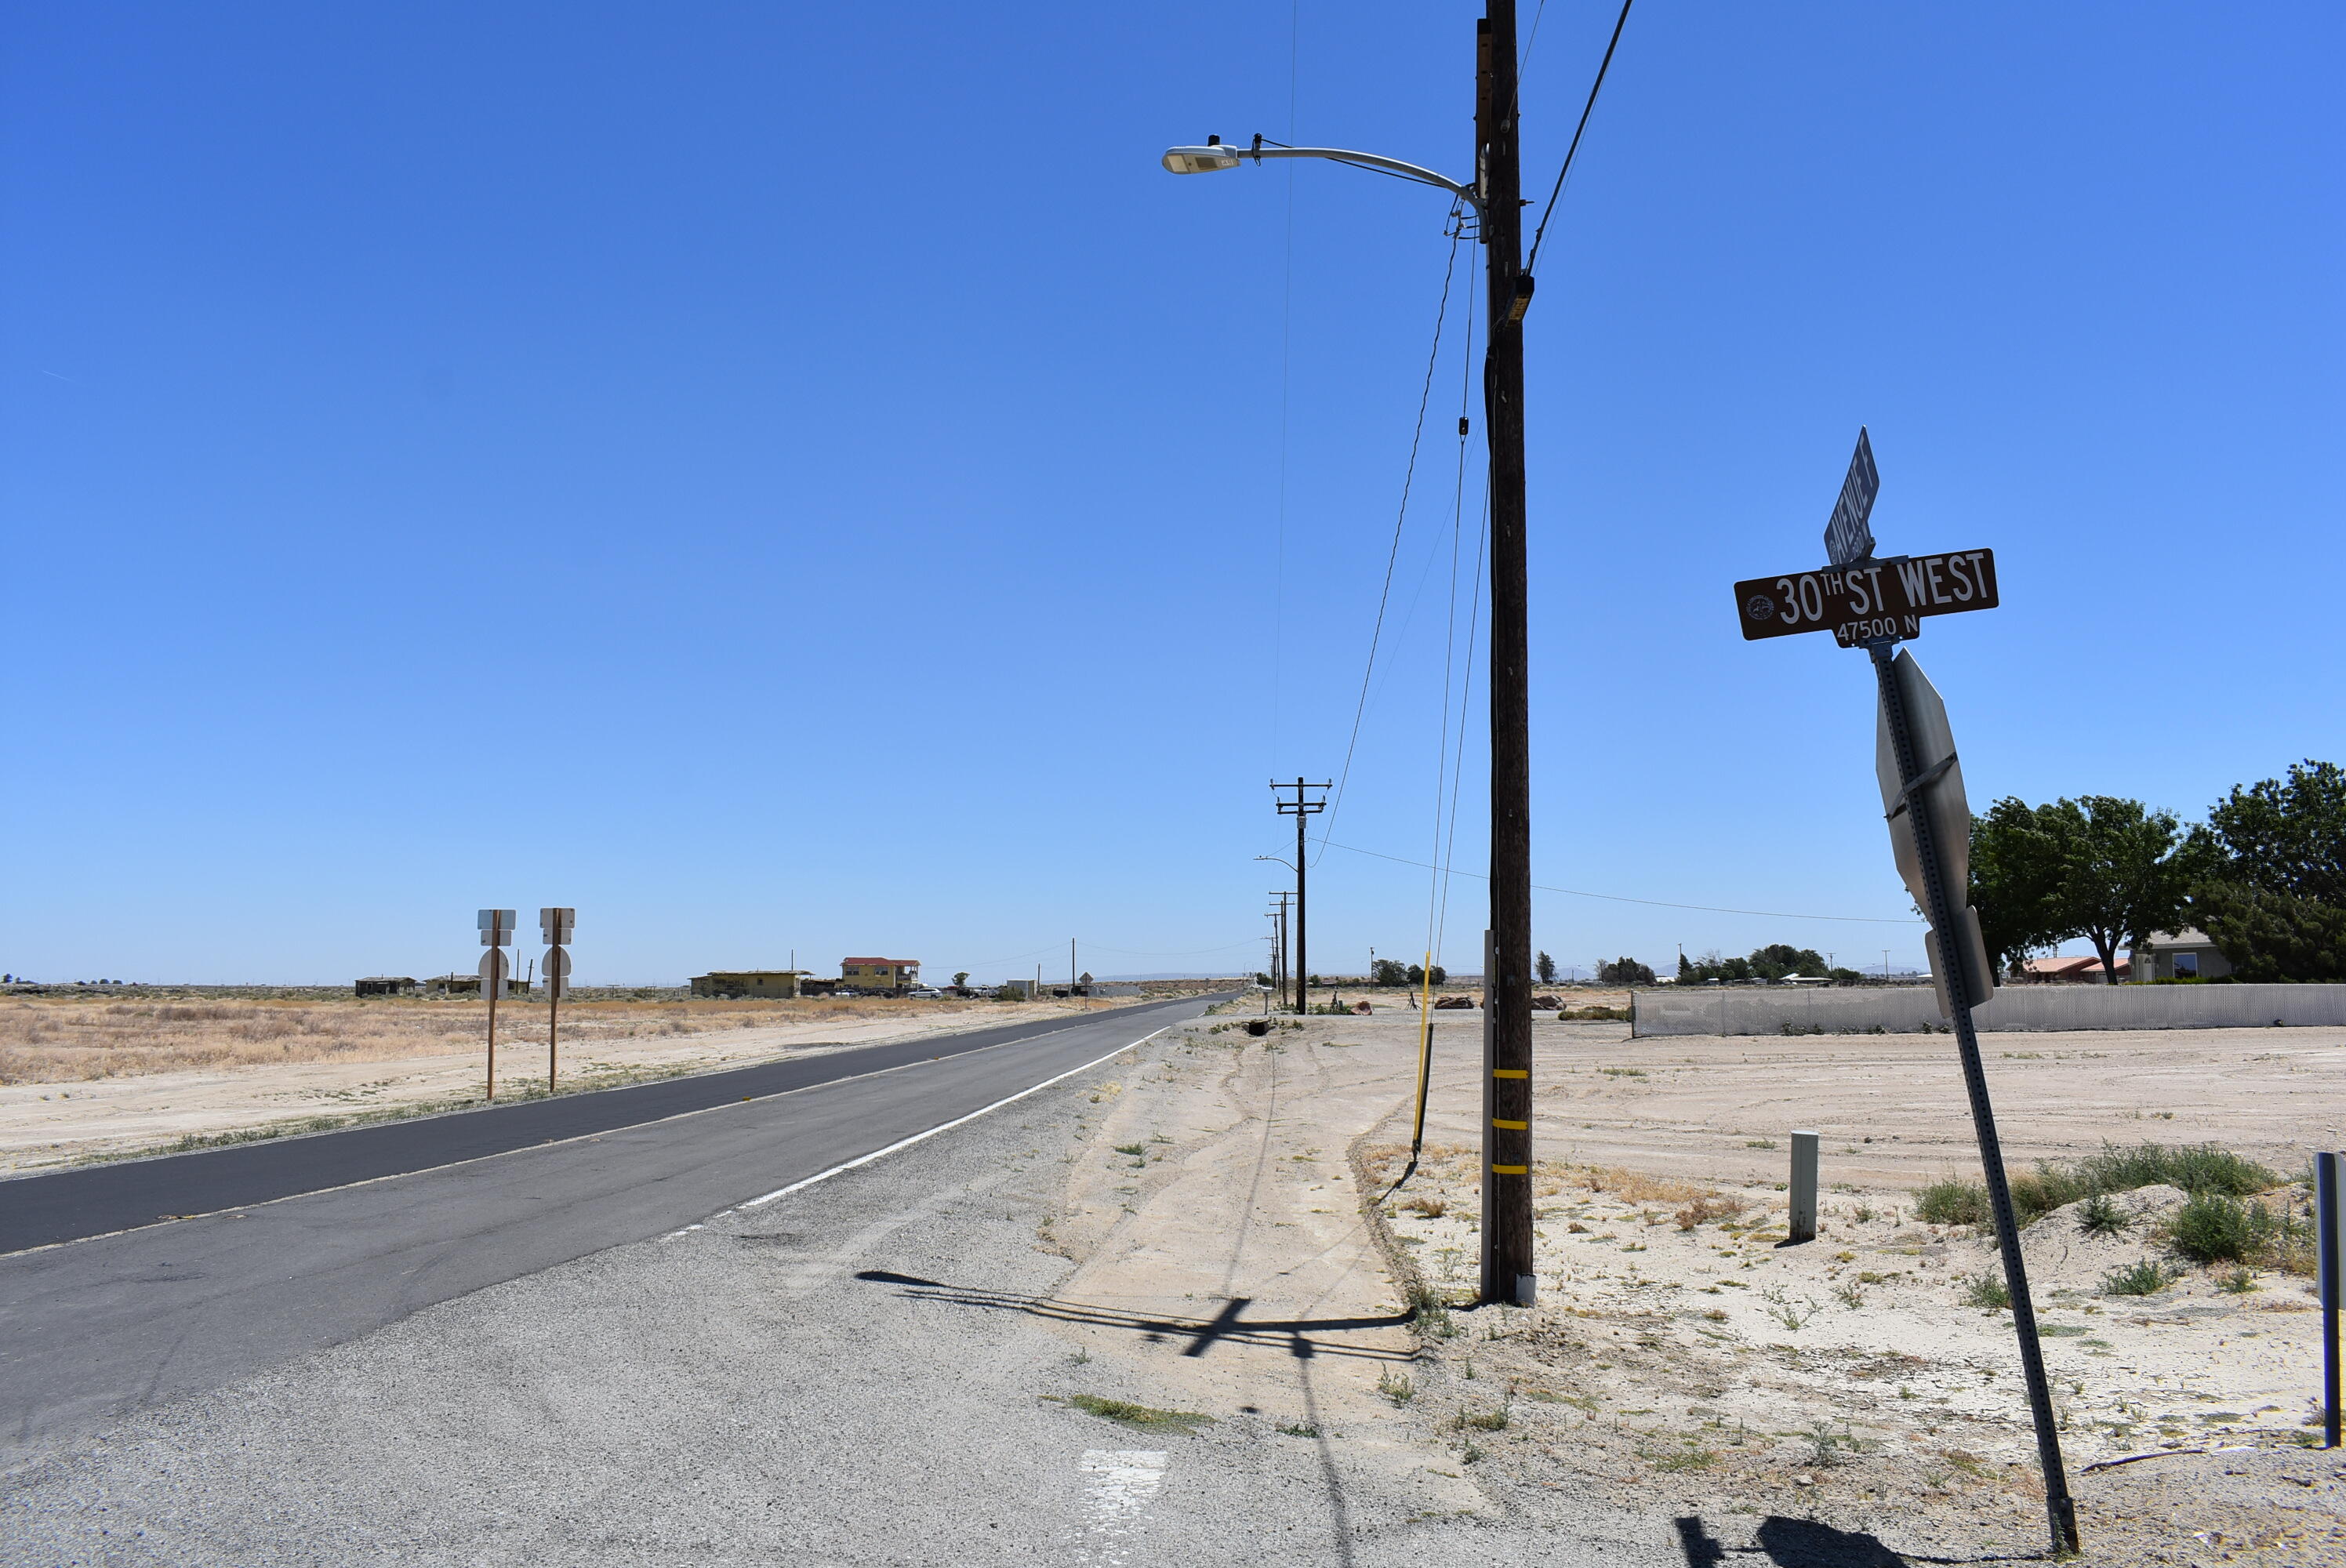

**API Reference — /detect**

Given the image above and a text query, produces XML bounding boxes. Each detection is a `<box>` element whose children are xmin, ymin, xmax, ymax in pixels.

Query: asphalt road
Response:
<box><xmin>0</xmin><ymin>996</ymin><xmax>1215</xmax><ymax>1476</ymax></box>
<box><xmin>0</xmin><ymin>995</ymin><xmax>1677</xmax><ymax>1566</ymax></box>
<box><xmin>2</xmin><ymin>1004</ymin><xmax>1200</xmax><ymax>1254</ymax></box>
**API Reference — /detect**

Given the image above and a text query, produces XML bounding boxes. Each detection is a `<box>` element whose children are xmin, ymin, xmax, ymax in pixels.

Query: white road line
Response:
<box><xmin>734</xmin><ymin>1025</ymin><xmax>1171</xmax><ymax>1210</ymax></box>
<box><xmin>1077</xmin><ymin>1449</ymin><xmax>1168</xmax><ymax>1565</ymax></box>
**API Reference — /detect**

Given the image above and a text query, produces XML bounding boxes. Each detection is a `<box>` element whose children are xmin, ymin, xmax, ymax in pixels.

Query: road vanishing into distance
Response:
<box><xmin>3</xmin><ymin>992</ymin><xmax>1687</xmax><ymax>1566</ymax></box>
<box><xmin>0</xmin><ymin>996</ymin><xmax>1216</xmax><ymax>1474</ymax></box>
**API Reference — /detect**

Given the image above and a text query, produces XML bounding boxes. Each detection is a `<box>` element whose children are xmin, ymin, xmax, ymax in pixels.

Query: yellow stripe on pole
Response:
<box><xmin>1492</xmin><ymin>1068</ymin><xmax>1527</xmax><ymax>1079</ymax></box>
<box><xmin>1492</xmin><ymin>1118</ymin><xmax>1527</xmax><ymax>1130</ymax></box>
<box><xmin>1492</xmin><ymin>1164</ymin><xmax>1529</xmax><ymax>1175</ymax></box>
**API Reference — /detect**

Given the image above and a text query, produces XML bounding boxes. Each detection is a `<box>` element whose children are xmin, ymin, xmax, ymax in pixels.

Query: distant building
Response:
<box><xmin>2129</xmin><ymin>930</ymin><xmax>2232</xmax><ymax>983</ymax></box>
<box><xmin>841</xmin><ymin>957</ymin><xmax>919</xmax><ymax>996</ymax></box>
<box><xmin>690</xmin><ymin>971</ymin><xmax>805</xmax><ymax>999</ymax></box>
<box><xmin>355</xmin><ymin>976</ymin><xmax>416</xmax><ymax>997</ymax></box>
<box><xmin>2021</xmin><ymin>953</ymin><xmax>2133</xmax><ymax>983</ymax></box>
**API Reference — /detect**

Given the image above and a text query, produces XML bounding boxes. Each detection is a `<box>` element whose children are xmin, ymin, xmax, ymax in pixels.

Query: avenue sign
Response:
<box><xmin>1732</xmin><ymin>548</ymin><xmax>1999</xmax><ymax>646</ymax></box>
<box><xmin>1822</xmin><ymin>427</ymin><xmax>1879</xmax><ymax>566</ymax></box>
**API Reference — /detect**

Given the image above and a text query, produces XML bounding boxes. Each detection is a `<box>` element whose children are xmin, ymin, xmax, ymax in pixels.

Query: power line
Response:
<box><xmin>1434</xmin><ymin>492</ymin><xmax>1490</xmax><ymax>970</ymax></box>
<box><xmin>1318</xmin><ymin>221</ymin><xmax>1468</xmax><ymax>863</ymax></box>
<box><xmin>1524</xmin><ymin>0</ymin><xmax>1635</xmax><ymax>275</ymax></box>
<box><xmin>1320</xmin><ymin>837</ymin><xmax>1927</xmax><ymax>925</ymax></box>
<box><xmin>1423</xmin><ymin>263</ymin><xmax>1482</xmax><ymax>972</ymax></box>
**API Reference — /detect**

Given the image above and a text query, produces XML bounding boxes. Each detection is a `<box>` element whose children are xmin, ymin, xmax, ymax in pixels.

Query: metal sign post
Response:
<box><xmin>541</xmin><ymin>908</ymin><xmax>574</xmax><ymax>1092</ymax></box>
<box><xmin>478</xmin><ymin>909</ymin><xmax>516</xmax><ymax>1101</ymax></box>
<box><xmin>1730</xmin><ymin>434</ymin><xmax>2077</xmax><ymax>1557</ymax></box>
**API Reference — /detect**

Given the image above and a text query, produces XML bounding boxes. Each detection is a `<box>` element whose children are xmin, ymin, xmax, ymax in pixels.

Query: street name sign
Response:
<box><xmin>1822</xmin><ymin>427</ymin><xmax>1879</xmax><ymax>566</ymax></box>
<box><xmin>1733</xmin><ymin>548</ymin><xmax>1998</xmax><ymax>646</ymax></box>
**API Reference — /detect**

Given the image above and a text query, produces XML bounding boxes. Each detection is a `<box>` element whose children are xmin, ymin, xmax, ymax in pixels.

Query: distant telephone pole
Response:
<box><xmin>1272</xmin><ymin>779</ymin><xmax>1328</xmax><ymax>1016</ymax></box>
<box><xmin>1266</xmin><ymin>893</ymin><xmax>1291</xmax><ymax>1006</ymax></box>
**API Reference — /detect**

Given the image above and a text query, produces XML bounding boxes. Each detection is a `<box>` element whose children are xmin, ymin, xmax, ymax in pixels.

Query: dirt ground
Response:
<box><xmin>0</xmin><ymin>994</ymin><xmax>1146</xmax><ymax>1174</ymax></box>
<box><xmin>1017</xmin><ymin>1002</ymin><xmax>2346</xmax><ymax>1565</ymax></box>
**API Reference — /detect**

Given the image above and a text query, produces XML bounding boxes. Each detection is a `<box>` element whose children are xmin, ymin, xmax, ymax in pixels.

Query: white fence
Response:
<box><xmin>1630</xmin><ymin>982</ymin><xmax>2346</xmax><ymax>1037</ymax></box>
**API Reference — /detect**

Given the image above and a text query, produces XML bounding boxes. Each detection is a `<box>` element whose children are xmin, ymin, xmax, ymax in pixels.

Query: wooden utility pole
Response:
<box><xmin>1267</xmin><ymin>892</ymin><xmax>1292</xmax><ymax>1007</ymax></box>
<box><xmin>1476</xmin><ymin>2</ymin><xmax>1537</xmax><ymax>1308</ymax></box>
<box><xmin>1272</xmin><ymin>780</ymin><xmax>1327</xmax><ymax>1016</ymax></box>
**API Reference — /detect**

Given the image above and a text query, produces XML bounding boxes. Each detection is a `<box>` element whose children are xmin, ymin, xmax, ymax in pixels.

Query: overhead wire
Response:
<box><xmin>1525</xmin><ymin>0</ymin><xmax>1634</xmax><ymax>276</ymax></box>
<box><xmin>1423</xmin><ymin>262</ymin><xmax>1482</xmax><ymax>974</ymax></box>
<box><xmin>1433</xmin><ymin>493</ymin><xmax>1491</xmax><ymax>971</ymax></box>
<box><xmin>1316</xmin><ymin>220</ymin><xmax>1467</xmax><ymax>865</ymax></box>
<box><xmin>1322</xmin><ymin>837</ymin><xmax>1927</xmax><ymax>925</ymax></box>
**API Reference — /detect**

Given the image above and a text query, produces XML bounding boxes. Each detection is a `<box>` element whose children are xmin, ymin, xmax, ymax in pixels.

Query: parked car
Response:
<box><xmin>907</xmin><ymin>987</ymin><xmax>943</xmax><ymax>999</ymax></box>
<box><xmin>833</xmin><ymin>987</ymin><xmax>863</xmax><ymax>999</ymax></box>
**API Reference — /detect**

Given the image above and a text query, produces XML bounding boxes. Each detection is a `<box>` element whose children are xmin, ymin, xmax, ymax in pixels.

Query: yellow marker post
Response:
<box><xmin>1407</xmin><ymin>951</ymin><xmax>1436</xmax><ymax>1159</ymax></box>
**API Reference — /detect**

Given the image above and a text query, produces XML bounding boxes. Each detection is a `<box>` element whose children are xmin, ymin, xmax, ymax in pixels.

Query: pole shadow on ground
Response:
<box><xmin>855</xmin><ymin>1270</ymin><xmax>1413</xmax><ymax>1363</ymax></box>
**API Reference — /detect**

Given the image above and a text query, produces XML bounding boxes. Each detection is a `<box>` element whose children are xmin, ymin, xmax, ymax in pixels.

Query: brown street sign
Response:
<box><xmin>1732</xmin><ymin>548</ymin><xmax>1998</xmax><ymax>646</ymax></box>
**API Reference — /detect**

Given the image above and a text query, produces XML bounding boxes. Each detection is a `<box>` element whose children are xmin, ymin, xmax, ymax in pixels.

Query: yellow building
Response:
<box><xmin>841</xmin><ymin>956</ymin><xmax>919</xmax><ymax>995</ymax></box>
<box><xmin>689</xmin><ymin>971</ymin><xmax>803</xmax><ymax>999</ymax></box>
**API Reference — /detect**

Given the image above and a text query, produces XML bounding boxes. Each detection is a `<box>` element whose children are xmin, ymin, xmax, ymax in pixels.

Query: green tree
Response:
<box><xmin>2048</xmin><ymin>796</ymin><xmax>2204</xmax><ymax>985</ymax></box>
<box><xmin>1405</xmin><ymin>963</ymin><xmax>1424</xmax><ymax>987</ymax></box>
<box><xmin>1970</xmin><ymin>797</ymin><xmax>2075</xmax><ymax>978</ymax></box>
<box><xmin>952</xmin><ymin>971</ymin><xmax>970</xmax><ymax>989</ymax></box>
<box><xmin>2193</xmin><ymin>760</ymin><xmax>2346</xmax><ymax>981</ymax></box>
<box><xmin>1428</xmin><ymin>964</ymin><xmax>1447</xmax><ymax>986</ymax></box>
<box><xmin>1371</xmin><ymin>956</ymin><xmax>1410</xmax><ymax>986</ymax></box>
<box><xmin>1596</xmin><ymin>956</ymin><xmax>1655</xmax><ymax>985</ymax></box>
<box><xmin>1535</xmin><ymin>950</ymin><xmax>1556</xmax><ymax>985</ymax></box>
<box><xmin>1747</xmin><ymin>944</ymin><xmax>1826</xmax><ymax>981</ymax></box>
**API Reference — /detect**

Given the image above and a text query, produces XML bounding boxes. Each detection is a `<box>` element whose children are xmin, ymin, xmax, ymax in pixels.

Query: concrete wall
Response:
<box><xmin>1630</xmin><ymin>982</ymin><xmax>2346</xmax><ymax>1037</ymax></box>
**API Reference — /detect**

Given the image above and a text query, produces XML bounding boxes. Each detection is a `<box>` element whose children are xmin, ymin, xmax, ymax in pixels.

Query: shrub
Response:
<box><xmin>2078</xmin><ymin>1193</ymin><xmax>2130</xmax><ymax>1236</ymax></box>
<box><xmin>2168</xmin><ymin>1192</ymin><xmax>2301</xmax><ymax>1265</ymax></box>
<box><xmin>2075</xmin><ymin>1142</ymin><xmax>2276</xmax><ymax>1198</ymax></box>
<box><xmin>1916</xmin><ymin>1178</ymin><xmax>1992</xmax><ymax>1227</ymax></box>
<box><xmin>1674</xmin><ymin>1193</ymin><xmax>1744</xmax><ymax>1231</ymax></box>
<box><xmin>2101</xmin><ymin>1258</ymin><xmax>2173</xmax><ymax>1297</ymax></box>
<box><xmin>1453</xmin><ymin>1399</ymin><xmax>1512</xmax><ymax>1432</ymax></box>
<box><xmin>1963</xmin><ymin>1273</ymin><xmax>2011</xmax><ymax>1310</ymax></box>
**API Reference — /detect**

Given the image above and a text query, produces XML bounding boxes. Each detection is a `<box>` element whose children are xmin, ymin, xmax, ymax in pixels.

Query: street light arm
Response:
<box><xmin>1251</xmin><ymin>147</ymin><xmax>1482</xmax><ymax>212</ymax></box>
<box><xmin>1163</xmin><ymin>142</ymin><xmax>1480</xmax><ymax>214</ymax></box>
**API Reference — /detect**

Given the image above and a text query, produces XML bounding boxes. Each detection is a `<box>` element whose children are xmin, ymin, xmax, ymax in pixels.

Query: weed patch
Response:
<box><xmin>2101</xmin><ymin>1259</ymin><xmax>2174</xmax><ymax>1298</ymax></box>
<box><xmin>1057</xmin><ymin>1394</ymin><xmax>1215</xmax><ymax>1434</ymax></box>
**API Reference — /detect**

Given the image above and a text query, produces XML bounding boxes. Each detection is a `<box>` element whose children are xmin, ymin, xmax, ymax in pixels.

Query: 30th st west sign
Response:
<box><xmin>1733</xmin><ymin>548</ymin><xmax>1999</xmax><ymax>646</ymax></box>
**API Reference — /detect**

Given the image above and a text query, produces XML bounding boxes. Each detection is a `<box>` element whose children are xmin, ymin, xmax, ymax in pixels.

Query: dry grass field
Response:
<box><xmin>0</xmin><ymin>993</ymin><xmax>1010</xmax><ymax>1086</ymax></box>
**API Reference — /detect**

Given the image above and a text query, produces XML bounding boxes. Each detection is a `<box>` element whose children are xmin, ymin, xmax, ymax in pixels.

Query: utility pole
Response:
<box><xmin>1266</xmin><ymin>892</ymin><xmax>1291</xmax><ymax>1007</ymax></box>
<box><xmin>1476</xmin><ymin>2</ymin><xmax>1537</xmax><ymax>1310</ymax></box>
<box><xmin>1272</xmin><ymin>779</ymin><xmax>1327</xmax><ymax>1016</ymax></box>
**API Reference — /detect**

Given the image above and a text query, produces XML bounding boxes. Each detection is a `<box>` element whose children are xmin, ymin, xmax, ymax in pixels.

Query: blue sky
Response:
<box><xmin>5</xmin><ymin>2</ymin><xmax>2338</xmax><ymax>985</ymax></box>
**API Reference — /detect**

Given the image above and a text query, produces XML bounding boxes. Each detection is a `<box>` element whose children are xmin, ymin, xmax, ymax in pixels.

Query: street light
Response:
<box><xmin>1159</xmin><ymin>135</ymin><xmax>1482</xmax><ymax>212</ymax></box>
<box><xmin>1164</xmin><ymin>5</ymin><xmax>1537</xmax><ymax>1309</ymax></box>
